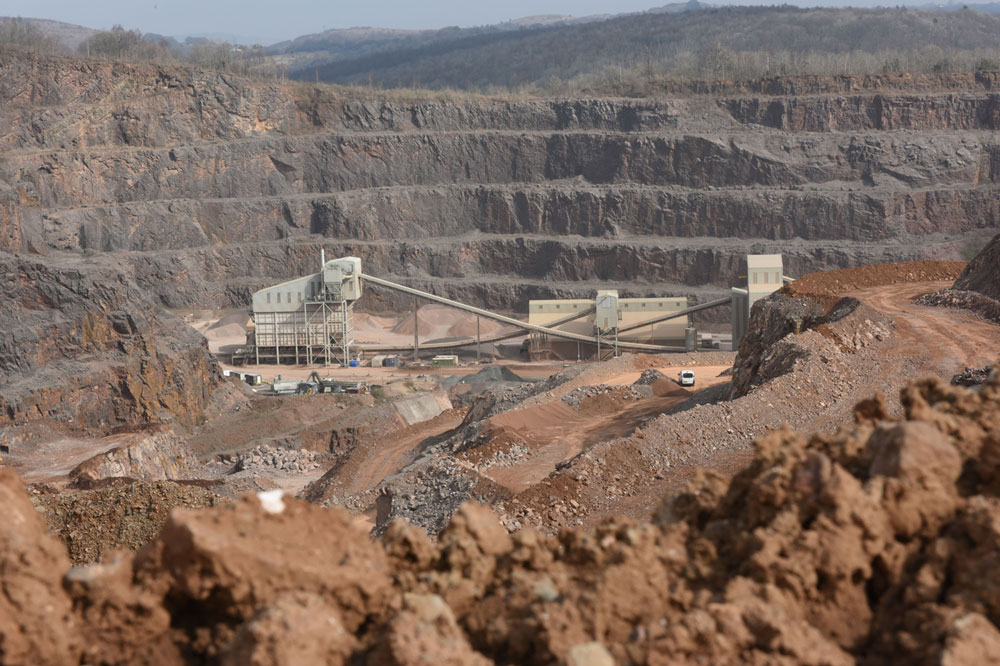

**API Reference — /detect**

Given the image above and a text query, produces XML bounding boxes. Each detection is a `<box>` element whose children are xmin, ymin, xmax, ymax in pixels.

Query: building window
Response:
<box><xmin>775</xmin><ymin>271</ymin><xmax>780</xmax><ymax>283</ymax></box>
<box><xmin>267</xmin><ymin>293</ymin><xmax>271</xmax><ymax>304</ymax></box>
<box><xmin>763</xmin><ymin>273</ymin><xmax>769</xmax><ymax>284</ymax></box>
<box><xmin>753</xmin><ymin>272</ymin><xmax>758</xmax><ymax>285</ymax></box>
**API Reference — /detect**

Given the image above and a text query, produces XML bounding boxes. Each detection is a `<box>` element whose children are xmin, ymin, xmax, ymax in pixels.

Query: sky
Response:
<box><xmin>1</xmin><ymin>0</ymin><xmax>670</xmax><ymax>44</ymax></box>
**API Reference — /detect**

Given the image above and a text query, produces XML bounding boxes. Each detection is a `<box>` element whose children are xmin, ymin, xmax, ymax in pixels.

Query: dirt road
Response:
<box><xmin>343</xmin><ymin>410</ymin><xmax>465</xmax><ymax>495</ymax></box>
<box><xmin>850</xmin><ymin>281</ymin><xmax>1000</xmax><ymax>374</ymax></box>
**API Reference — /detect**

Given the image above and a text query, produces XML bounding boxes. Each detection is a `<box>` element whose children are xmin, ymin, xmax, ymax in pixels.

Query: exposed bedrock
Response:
<box><xmin>39</xmin><ymin>185</ymin><xmax>1000</xmax><ymax>252</ymax></box>
<box><xmin>4</xmin><ymin>53</ymin><xmax>1000</xmax><ymax>319</ymax></box>
<box><xmin>0</xmin><ymin>252</ymin><xmax>225</xmax><ymax>437</ymax></box>
<box><xmin>722</xmin><ymin>92</ymin><xmax>1000</xmax><ymax>131</ymax></box>
<box><xmin>6</xmin><ymin>130</ymin><xmax>997</xmax><ymax>208</ymax></box>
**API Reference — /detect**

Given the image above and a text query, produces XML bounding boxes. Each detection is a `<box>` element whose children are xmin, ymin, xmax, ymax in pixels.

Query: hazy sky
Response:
<box><xmin>3</xmin><ymin>0</ymin><xmax>685</xmax><ymax>44</ymax></box>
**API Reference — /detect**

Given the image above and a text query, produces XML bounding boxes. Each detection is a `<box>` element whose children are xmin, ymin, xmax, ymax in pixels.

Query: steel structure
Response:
<box><xmin>251</xmin><ymin>300</ymin><xmax>354</xmax><ymax>365</ymax></box>
<box><xmin>246</xmin><ymin>255</ymin><xmax>362</xmax><ymax>366</ymax></box>
<box><xmin>243</xmin><ymin>253</ymin><xmax>792</xmax><ymax>364</ymax></box>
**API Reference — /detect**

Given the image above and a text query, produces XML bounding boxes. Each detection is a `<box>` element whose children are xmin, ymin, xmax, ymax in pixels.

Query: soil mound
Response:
<box><xmin>3</xmin><ymin>371</ymin><xmax>1000</xmax><ymax>664</ymax></box>
<box><xmin>955</xmin><ymin>232</ymin><xmax>1000</xmax><ymax>300</ymax></box>
<box><xmin>785</xmin><ymin>260</ymin><xmax>965</xmax><ymax>300</ymax></box>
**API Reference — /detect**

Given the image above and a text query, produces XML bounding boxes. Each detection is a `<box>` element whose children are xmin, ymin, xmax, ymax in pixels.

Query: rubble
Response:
<box><xmin>231</xmin><ymin>444</ymin><xmax>321</xmax><ymax>474</ymax></box>
<box><xmin>952</xmin><ymin>366</ymin><xmax>995</xmax><ymax>386</ymax></box>
<box><xmin>561</xmin><ymin>384</ymin><xmax>646</xmax><ymax>409</ymax></box>
<box><xmin>632</xmin><ymin>368</ymin><xmax>668</xmax><ymax>385</ymax></box>
<box><xmin>33</xmin><ymin>479</ymin><xmax>218</xmax><ymax>564</ymax></box>
<box><xmin>916</xmin><ymin>288</ymin><xmax>1000</xmax><ymax>325</ymax></box>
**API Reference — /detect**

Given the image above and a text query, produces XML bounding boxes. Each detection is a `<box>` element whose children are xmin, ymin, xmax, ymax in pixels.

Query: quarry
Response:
<box><xmin>2</xmin><ymin>38</ymin><xmax>1000</xmax><ymax>666</ymax></box>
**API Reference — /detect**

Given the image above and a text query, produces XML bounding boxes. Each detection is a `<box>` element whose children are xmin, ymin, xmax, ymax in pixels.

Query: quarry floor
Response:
<box><xmin>14</xmin><ymin>268</ymin><xmax>1000</xmax><ymax>561</ymax></box>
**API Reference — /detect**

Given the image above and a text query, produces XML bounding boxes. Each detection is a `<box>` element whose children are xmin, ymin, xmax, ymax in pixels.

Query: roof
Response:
<box><xmin>747</xmin><ymin>254</ymin><xmax>783</xmax><ymax>269</ymax></box>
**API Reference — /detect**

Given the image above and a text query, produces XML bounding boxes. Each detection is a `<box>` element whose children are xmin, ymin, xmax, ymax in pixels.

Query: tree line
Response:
<box><xmin>0</xmin><ymin>18</ymin><xmax>279</xmax><ymax>78</ymax></box>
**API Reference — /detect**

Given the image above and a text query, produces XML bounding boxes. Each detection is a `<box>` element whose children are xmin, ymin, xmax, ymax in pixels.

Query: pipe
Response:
<box><xmin>615</xmin><ymin>296</ymin><xmax>732</xmax><ymax>335</ymax></box>
<box><xmin>360</xmin><ymin>274</ymin><xmax>685</xmax><ymax>352</ymax></box>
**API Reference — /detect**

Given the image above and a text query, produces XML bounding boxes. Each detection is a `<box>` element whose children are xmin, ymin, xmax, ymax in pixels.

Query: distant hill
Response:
<box><xmin>287</xmin><ymin>5</ymin><xmax>1000</xmax><ymax>90</ymax></box>
<box><xmin>1</xmin><ymin>17</ymin><xmax>97</xmax><ymax>50</ymax></box>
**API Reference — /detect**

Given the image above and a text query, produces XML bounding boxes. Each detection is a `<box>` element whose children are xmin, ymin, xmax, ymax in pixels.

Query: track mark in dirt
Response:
<box><xmin>345</xmin><ymin>410</ymin><xmax>465</xmax><ymax>494</ymax></box>
<box><xmin>851</xmin><ymin>281</ymin><xmax>1000</xmax><ymax>373</ymax></box>
<box><xmin>486</xmin><ymin>393</ymin><xmax>691</xmax><ymax>492</ymax></box>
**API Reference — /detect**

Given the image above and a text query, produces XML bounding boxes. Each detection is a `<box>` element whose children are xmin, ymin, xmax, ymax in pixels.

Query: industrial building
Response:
<box><xmin>732</xmin><ymin>254</ymin><xmax>786</xmax><ymax>342</ymax></box>
<box><xmin>237</xmin><ymin>252</ymin><xmax>788</xmax><ymax>366</ymax></box>
<box><xmin>243</xmin><ymin>255</ymin><xmax>362</xmax><ymax>365</ymax></box>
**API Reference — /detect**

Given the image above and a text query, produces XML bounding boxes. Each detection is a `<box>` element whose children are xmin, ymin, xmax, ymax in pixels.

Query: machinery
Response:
<box><xmin>305</xmin><ymin>371</ymin><xmax>369</xmax><ymax>394</ymax></box>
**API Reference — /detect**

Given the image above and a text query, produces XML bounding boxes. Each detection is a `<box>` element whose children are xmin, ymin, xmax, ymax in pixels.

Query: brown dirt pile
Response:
<box><xmin>785</xmin><ymin>260</ymin><xmax>966</xmax><ymax>301</ymax></box>
<box><xmin>4</xmin><ymin>371</ymin><xmax>1000</xmax><ymax>664</ymax></box>
<box><xmin>34</xmin><ymin>479</ymin><xmax>218</xmax><ymax>564</ymax></box>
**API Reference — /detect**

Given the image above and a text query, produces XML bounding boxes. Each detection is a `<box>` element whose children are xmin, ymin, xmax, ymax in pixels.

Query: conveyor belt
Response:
<box><xmin>360</xmin><ymin>274</ymin><xmax>686</xmax><ymax>353</ymax></box>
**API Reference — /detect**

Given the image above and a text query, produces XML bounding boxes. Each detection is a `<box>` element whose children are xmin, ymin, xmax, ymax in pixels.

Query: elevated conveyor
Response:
<box><xmin>360</xmin><ymin>274</ymin><xmax>686</xmax><ymax>353</ymax></box>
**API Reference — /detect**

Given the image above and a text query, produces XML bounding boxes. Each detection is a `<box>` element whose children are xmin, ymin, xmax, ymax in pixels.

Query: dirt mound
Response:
<box><xmin>34</xmin><ymin>479</ymin><xmax>218</xmax><ymax>564</ymax></box>
<box><xmin>785</xmin><ymin>260</ymin><xmax>966</xmax><ymax>301</ymax></box>
<box><xmin>955</xmin><ymin>232</ymin><xmax>1000</xmax><ymax>300</ymax></box>
<box><xmin>4</xmin><ymin>371</ymin><xmax>1000</xmax><ymax>663</ymax></box>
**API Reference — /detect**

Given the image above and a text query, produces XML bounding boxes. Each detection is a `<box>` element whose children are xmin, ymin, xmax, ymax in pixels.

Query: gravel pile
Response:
<box><xmin>373</xmin><ymin>457</ymin><xmax>478</xmax><ymax>536</ymax></box>
<box><xmin>952</xmin><ymin>366</ymin><xmax>994</xmax><ymax>386</ymax></box>
<box><xmin>633</xmin><ymin>368</ymin><xmax>668</xmax><ymax>385</ymax></box>
<box><xmin>469</xmin><ymin>442</ymin><xmax>529</xmax><ymax>471</ymax></box>
<box><xmin>915</xmin><ymin>288</ymin><xmax>1000</xmax><ymax>325</ymax></box>
<box><xmin>231</xmin><ymin>445</ymin><xmax>321</xmax><ymax>474</ymax></box>
<box><xmin>561</xmin><ymin>384</ymin><xmax>645</xmax><ymax>409</ymax></box>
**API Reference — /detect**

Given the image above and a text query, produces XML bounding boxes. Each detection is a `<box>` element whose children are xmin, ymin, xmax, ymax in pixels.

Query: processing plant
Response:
<box><xmin>238</xmin><ymin>253</ymin><xmax>789</xmax><ymax>365</ymax></box>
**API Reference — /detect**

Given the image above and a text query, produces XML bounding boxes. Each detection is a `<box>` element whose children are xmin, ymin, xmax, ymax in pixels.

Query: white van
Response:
<box><xmin>678</xmin><ymin>370</ymin><xmax>696</xmax><ymax>387</ymax></box>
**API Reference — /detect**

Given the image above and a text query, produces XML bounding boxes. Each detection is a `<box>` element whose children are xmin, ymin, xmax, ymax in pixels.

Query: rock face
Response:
<box><xmin>954</xmin><ymin>232</ymin><xmax>1000</xmax><ymax>300</ymax></box>
<box><xmin>68</xmin><ymin>426</ymin><xmax>195</xmax><ymax>484</ymax></box>
<box><xmin>0</xmin><ymin>252</ymin><xmax>223</xmax><ymax>441</ymax></box>
<box><xmin>2</xmin><ymin>53</ymin><xmax>999</xmax><ymax>318</ymax></box>
<box><xmin>3</xmin><ymin>370</ymin><xmax>1000</xmax><ymax>664</ymax></box>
